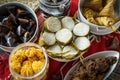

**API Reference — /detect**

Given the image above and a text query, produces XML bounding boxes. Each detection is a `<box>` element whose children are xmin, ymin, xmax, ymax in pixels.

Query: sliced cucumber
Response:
<box><xmin>44</xmin><ymin>17</ymin><xmax>61</xmax><ymax>32</ymax></box>
<box><xmin>55</xmin><ymin>28</ymin><xmax>72</xmax><ymax>45</ymax></box>
<box><xmin>74</xmin><ymin>37</ymin><xmax>90</xmax><ymax>51</ymax></box>
<box><xmin>61</xmin><ymin>16</ymin><xmax>75</xmax><ymax>31</ymax></box>
<box><xmin>47</xmin><ymin>44</ymin><xmax>62</xmax><ymax>57</ymax></box>
<box><xmin>43</xmin><ymin>31</ymin><xmax>56</xmax><ymax>46</ymax></box>
<box><xmin>38</xmin><ymin>33</ymin><xmax>45</xmax><ymax>46</ymax></box>
<box><xmin>73</xmin><ymin>22</ymin><xmax>90</xmax><ymax>36</ymax></box>
<box><xmin>62</xmin><ymin>45</ymin><xmax>79</xmax><ymax>59</ymax></box>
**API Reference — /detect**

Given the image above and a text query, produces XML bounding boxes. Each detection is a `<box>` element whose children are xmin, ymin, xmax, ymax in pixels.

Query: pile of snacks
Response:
<box><xmin>71</xmin><ymin>56</ymin><xmax>117</xmax><ymax>80</ymax></box>
<box><xmin>11</xmin><ymin>46</ymin><xmax>45</xmax><ymax>76</ymax></box>
<box><xmin>83</xmin><ymin>0</ymin><xmax>120</xmax><ymax>30</ymax></box>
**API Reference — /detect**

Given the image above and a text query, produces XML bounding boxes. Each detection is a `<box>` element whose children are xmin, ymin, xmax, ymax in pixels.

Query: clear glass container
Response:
<box><xmin>9</xmin><ymin>42</ymin><xmax>49</xmax><ymax>80</ymax></box>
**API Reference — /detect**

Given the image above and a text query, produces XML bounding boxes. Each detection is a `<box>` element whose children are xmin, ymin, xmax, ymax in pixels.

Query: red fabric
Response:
<box><xmin>69</xmin><ymin>0</ymin><xmax>79</xmax><ymax>16</ymax></box>
<box><xmin>0</xmin><ymin>52</ymin><xmax>10</xmax><ymax>80</ymax></box>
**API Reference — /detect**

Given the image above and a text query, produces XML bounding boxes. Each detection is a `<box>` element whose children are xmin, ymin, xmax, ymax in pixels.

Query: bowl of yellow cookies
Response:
<box><xmin>9</xmin><ymin>42</ymin><xmax>49</xmax><ymax>80</ymax></box>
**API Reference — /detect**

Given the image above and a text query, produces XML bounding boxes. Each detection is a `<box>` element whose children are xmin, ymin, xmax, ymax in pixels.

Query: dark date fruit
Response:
<box><xmin>0</xmin><ymin>5</ymin><xmax>36</xmax><ymax>47</ymax></box>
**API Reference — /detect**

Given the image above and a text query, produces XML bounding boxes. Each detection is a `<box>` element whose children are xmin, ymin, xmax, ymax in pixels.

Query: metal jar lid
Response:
<box><xmin>39</xmin><ymin>0</ymin><xmax>70</xmax><ymax>17</ymax></box>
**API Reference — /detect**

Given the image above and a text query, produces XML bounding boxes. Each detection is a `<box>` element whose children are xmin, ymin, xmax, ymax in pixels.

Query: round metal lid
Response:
<box><xmin>39</xmin><ymin>0</ymin><xmax>70</xmax><ymax>7</ymax></box>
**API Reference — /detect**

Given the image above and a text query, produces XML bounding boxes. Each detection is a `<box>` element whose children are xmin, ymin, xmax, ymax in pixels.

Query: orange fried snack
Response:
<box><xmin>11</xmin><ymin>47</ymin><xmax>45</xmax><ymax>76</ymax></box>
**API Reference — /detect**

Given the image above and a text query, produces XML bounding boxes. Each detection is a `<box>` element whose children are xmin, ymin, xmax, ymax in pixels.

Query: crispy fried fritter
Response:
<box><xmin>32</xmin><ymin>61</ymin><xmax>45</xmax><ymax>73</ymax></box>
<box><xmin>11</xmin><ymin>46</ymin><xmax>45</xmax><ymax>76</ymax></box>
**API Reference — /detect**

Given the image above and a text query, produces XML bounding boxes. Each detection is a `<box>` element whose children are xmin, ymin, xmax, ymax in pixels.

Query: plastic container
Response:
<box><xmin>9</xmin><ymin>43</ymin><xmax>49</xmax><ymax>80</ymax></box>
<box><xmin>0</xmin><ymin>2</ymin><xmax>38</xmax><ymax>52</ymax></box>
<box><xmin>78</xmin><ymin>0</ymin><xmax>120</xmax><ymax>35</ymax></box>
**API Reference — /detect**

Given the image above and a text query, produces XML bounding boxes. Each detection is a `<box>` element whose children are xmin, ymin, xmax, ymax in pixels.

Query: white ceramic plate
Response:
<box><xmin>40</xmin><ymin>18</ymin><xmax>90</xmax><ymax>62</ymax></box>
<box><xmin>64</xmin><ymin>51</ymin><xmax>120</xmax><ymax>80</ymax></box>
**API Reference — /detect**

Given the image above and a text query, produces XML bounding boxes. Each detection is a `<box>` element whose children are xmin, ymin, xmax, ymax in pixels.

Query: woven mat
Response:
<box><xmin>0</xmin><ymin>0</ymin><xmax>39</xmax><ymax>11</ymax></box>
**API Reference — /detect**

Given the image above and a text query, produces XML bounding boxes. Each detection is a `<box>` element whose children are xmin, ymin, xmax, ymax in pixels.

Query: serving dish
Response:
<box><xmin>9</xmin><ymin>42</ymin><xmax>49</xmax><ymax>80</ymax></box>
<box><xmin>78</xmin><ymin>0</ymin><xmax>120</xmax><ymax>35</ymax></box>
<box><xmin>0</xmin><ymin>2</ymin><xmax>38</xmax><ymax>52</ymax></box>
<box><xmin>38</xmin><ymin>16</ymin><xmax>91</xmax><ymax>62</ymax></box>
<box><xmin>64</xmin><ymin>51</ymin><xmax>119</xmax><ymax>80</ymax></box>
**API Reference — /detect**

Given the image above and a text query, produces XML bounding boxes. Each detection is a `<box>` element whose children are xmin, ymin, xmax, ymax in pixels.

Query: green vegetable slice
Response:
<box><xmin>55</xmin><ymin>28</ymin><xmax>72</xmax><ymax>45</ymax></box>
<box><xmin>73</xmin><ymin>22</ymin><xmax>90</xmax><ymax>36</ymax></box>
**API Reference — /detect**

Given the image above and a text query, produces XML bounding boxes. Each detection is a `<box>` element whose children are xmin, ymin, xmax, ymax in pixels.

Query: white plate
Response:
<box><xmin>40</xmin><ymin>17</ymin><xmax>90</xmax><ymax>62</ymax></box>
<box><xmin>64</xmin><ymin>51</ymin><xmax>120</xmax><ymax>80</ymax></box>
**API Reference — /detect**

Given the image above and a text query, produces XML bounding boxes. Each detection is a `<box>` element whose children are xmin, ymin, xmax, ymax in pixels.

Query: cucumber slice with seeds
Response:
<box><xmin>61</xmin><ymin>16</ymin><xmax>75</xmax><ymax>31</ymax></box>
<box><xmin>62</xmin><ymin>45</ymin><xmax>79</xmax><ymax>59</ymax></box>
<box><xmin>73</xmin><ymin>22</ymin><xmax>90</xmax><ymax>36</ymax></box>
<box><xmin>43</xmin><ymin>31</ymin><xmax>56</xmax><ymax>46</ymax></box>
<box><xmin>47</xmin><ymin>44</ymin><xmax>62</xmax><ymax>57</ymax></box>
<box><xmin>74</xmin><ymin>37</ymin><xmax>90</xmax><ymax>51</ymax></box>
<box><xmin>44</xmin><ymin>17</ymin><xmax>61</xmax><ymax>32</ymax></box>
<box><xmin>55</xmin><ymin>28</ymin><xmax>72</xmax><ymax>45</ymax></box>
<box><xmin>38</xmin><ymin>33</ymin><xmax>45</xmax><ymax>46</ymax></box>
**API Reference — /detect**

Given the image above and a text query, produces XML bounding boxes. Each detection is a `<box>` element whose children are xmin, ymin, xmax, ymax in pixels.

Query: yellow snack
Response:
<box><xmin>21</xmin><ymin>64</ymin><xmax>34</xmax><ymax>76</ymax></box>
<box><xmin>11</xmin><ymin>46</ymin><xmax>45</xmax><ymax>76</ymax></box>
<box><xmin>11</xmin><ymin>61</ymin><xmax>21</xmax><ymax>73</ymax></box>
<box><xmin>83</xmin><ymin>0</ymin><xmax>120</xmax><ymax>30</ymax></box>
<box><xmin>99</xmin><ymin>0</ymin><xmax>116</xmax><ymax>17</ymax></box>
<box><xmin>25</xmin><ymin>47</ymin><xmax>36</xmax><ymax>57</ymax></box>
<box><xmin>32</xmin><ymin>61</ymin><xmax>44</xmax><ymax>73</ymax></box>
<box><xmin>83</xmin><ymin>8</ymin><xmax>97</xmax><ymax>18</ymax></box>
<box><xmin>95</xmin><ymin>17</ymin><xmax>115</xmax><ymax>26</ymax></box>
<box><xmin>35</xmin><ymin>49</ymin><xmax>44</xmax><ymax>60</ymax></box>
<box><xmin>87</xmin><ymin>17</ymin><xmax>98</xmax><ymax>24</ymax></box>
<box><xmin>22</xmin><ymin>60</ymin><xmax>32</xmax><ymax>66</ymax></box>
<box><xmin>12</xmin><ymin>49</ymin><xmax>27</xmax><ymax>63</ymax></box>
<box><xmin>28</xmin><ymin>55</ymin><xmax>39</xmax><ymax>62</ymax></box>
<box><xmin>83</xmin><ymin>8</ymin><xmax>98</xmax><ymax>24</ymax></box>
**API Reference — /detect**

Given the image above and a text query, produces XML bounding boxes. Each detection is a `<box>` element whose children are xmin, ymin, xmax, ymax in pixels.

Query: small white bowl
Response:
<box><xmin>78</xmin><ymin>0</ymin><xmax>120</xmax><ymax>35</ymax></box>
<box><xmin>64</xmin><ymin>51</ymin><xmax>120</xmax><ymax>80</ymax></box>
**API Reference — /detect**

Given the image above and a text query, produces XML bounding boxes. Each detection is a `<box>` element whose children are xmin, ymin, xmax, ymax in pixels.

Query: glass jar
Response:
<box><xmin>39</xmin><ymin>0</ymin><xmax>70</xmax><ymax>17</ymax></box>
<box><xmin>9</xmin><ymin>42</ymin><xmax>49</xmax><ymax>80</ymax></box>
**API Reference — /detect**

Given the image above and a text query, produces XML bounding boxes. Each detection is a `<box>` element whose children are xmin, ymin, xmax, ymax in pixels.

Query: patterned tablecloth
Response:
<box><xmin>0</xmin><ymin>0</ymin><xmax>120</xmax><ymax>80</ymax></box>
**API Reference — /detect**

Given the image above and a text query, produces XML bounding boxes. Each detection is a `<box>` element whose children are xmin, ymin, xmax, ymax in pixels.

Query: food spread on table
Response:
<box><xmin>0</xmin><ymin>0</ymin><xmax>120</xmax><ymax>80</ymax></box>
<box><xmin>38</xmin><ymin>16</ymin><xmax>90</xmax><ymax>60</ymax></box>
<box><xmin>83</xmin><ymin>0</ymin><xmax>120</xmax><ymax>30</ymax></box>
<box><xmin>70</xmin><ymin>56</ymin><xmax>117</xmax><ymax>80</ymax></box>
